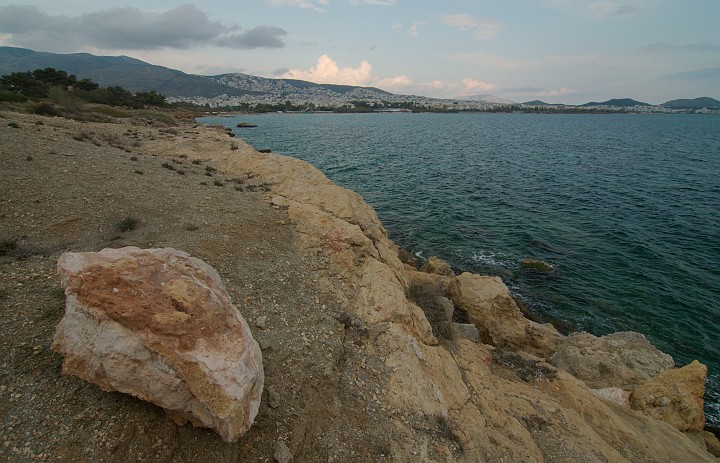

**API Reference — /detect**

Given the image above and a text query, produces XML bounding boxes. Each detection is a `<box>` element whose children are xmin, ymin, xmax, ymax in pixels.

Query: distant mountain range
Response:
<box><xmin>455</xmin><ymin>94</ymin><xmax>516</xmax><ymax>105</ymax></box>
<box><xmin>1</xmin><ymin>47</ymin><xmax>718</xmax><ymax>110</ymax></box>
<box><xmin>0</xmin><ymin>46</ymin><xmax>392</xmax><ymax>101</ymax></box>
<box><xmin>581</xmin><ymin>98</ymin><xmax>651</xmax><ymax>107</ymax></box>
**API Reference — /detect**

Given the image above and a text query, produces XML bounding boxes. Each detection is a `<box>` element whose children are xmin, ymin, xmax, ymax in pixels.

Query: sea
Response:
<box><xmin>198</xmin><ymin>112</ymin><xmax>720</xmax><ymax>427</ymax></box>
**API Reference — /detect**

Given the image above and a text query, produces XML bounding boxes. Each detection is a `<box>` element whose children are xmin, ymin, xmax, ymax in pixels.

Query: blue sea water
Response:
<box><xmin>199</xmin><ymin>112</ymin><xmax>720</xmax><ymax>426</ymax></box>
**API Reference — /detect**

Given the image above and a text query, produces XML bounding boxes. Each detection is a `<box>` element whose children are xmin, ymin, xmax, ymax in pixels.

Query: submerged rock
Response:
<box><xmin>631</xmin><ymin>360</ymin><xmax>707</xmax><ymax>431</ymax></box>
<box><xmin>549</xmin><ymin>331</ymin><xmax>674</xmax><ymax>390</ymax></box>
<box><xmin>519</xmin><ymin>258</ymin><xmax>555</xmax><ymax>272</ymax></box>
<box><xmin>52</xmin><ymin>246</ymin><xmax>264</xmax><ymax>442</ymax></box>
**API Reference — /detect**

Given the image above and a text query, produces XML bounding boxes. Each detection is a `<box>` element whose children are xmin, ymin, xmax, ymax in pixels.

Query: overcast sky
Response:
<box><xmin>0</xmin><ymin>1</ymin><xmax>718</xmax><ymax>104</ymax></box>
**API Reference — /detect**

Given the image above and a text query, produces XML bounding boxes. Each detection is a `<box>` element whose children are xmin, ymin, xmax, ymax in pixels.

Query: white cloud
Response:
<box><xmin>589</xmin><ymin>1</ymin><xmax>636</xmax><ymax>19</ymax></box>
<box><xmin>536</xmin><ymin>87</ymin><xmax>576</xmax><ymax>97</ymax></box>
<box><xmin>264</xmin><ymin>0</ymin><xmax>329</xmax><ymax>13</ymax></box>
<box><xmin>375</xmin><ymin>75</ymin><xmax>413</xmax><ymax>90</ymax></box>
<box><xmin>441</xmin><ymin>13</ymin><xmax>503</xmax><ymax>40</ymax></box>
<box><xmin>349</xmin><ymin>0</ymin><xmax>397</xmax><ymax>5</ymax></box>
<box><xmin>462</xmin><ymin>78</ymin><xmax>498</xmax><ymax>92</ymax></box>
<box><xmin>281</xmin><ymin>55</ymin><xmax>413</xmax><ymax>92</ymax></box>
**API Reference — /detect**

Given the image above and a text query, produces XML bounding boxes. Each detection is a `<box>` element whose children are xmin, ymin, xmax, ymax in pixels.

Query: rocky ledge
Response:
<box><xmin>1</xmin><ymin>109</ymin><xmax>718</xmax><ymax>462</ymax></box>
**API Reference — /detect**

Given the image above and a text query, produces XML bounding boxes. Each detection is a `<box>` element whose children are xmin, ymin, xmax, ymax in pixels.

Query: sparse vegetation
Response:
<box><xmin>116</xmin><ymin>216</ymin><xmax>138</xmax><ymax>233</ymax></box>
<box><xmin>161</xmin><ymin>162</ymin><xmax>175</xmax><ymax>171</ymax></box>
<box><xmin>7</xmin><ymin>122</ymin><xmax>19</xmax><ymax>128</ymax></box>
<box><xmin>213</xmin><ymin>179</ymin><xmax>223</xmax><ymax>187</ymax></box>
<box><xmin>492</xmin><ymin>347</ymin><xmax>557</xmax><ymax>382</ymax></box>
<box><xmin>191</xmin><ymin>159</ymin><xmax>201</xmax><ymax>165</ymax></box>
<box><xmin>407</xmin><ymin>281</ymin><xmax>454</xmax><ymax>341</ymax></box>
<box><xmin>0</xmin><ymin>238</ymin><xmax>18</xmax><ymax>255</ymax></box>
<box><xmin>134</xmin><ymin>170</ymin><xmax>144</xmax><ymax>175</ymax></box>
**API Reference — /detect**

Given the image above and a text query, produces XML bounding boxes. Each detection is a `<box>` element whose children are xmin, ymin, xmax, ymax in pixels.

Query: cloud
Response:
<box><xmin>641</xmin><ymin>42</ymin><xmax>720</xmax><ymax>54</ymax></box>
<box><xmin>392</xmin><ymin>21</ymin><xmax>428</xmax><ymax>38</ymax></box>
<box><xmin>441</xmin><ymin>14</ymin><xmax>503</xmax><ymax>40</ymax></box>
<box><xmin>535</xmin><ymin>87</ymin><xmax>576</xmax><ymax>97</ymax></box>
<box><xmin>0</xmin><ymin>4</ymin><xmax>287</xmax><ymax>51</ymax></box>
<box><xmin>447</xmin><ymin>52</ymin><xmax>538</xmax><ymax>71</ymax></box>
<box><xmin>264</xmin><ymin>0</ymin><xmax>329</xmax><ymax>12</ymax></box>
<box><xmin>462</xmin><ymin>78</ymin><xmax>497</xmax><ymax>92</ymax></box>
<box><xmin>281</xmin><ymin>54</ymin><xmax>412</xmax><ymax>91</ymax></box>
<box><xmin>589</xmin><ymin>1</ymin><xmax>636</xmax><ymax>19</ymax></box>
<box><xmin>282</xmin><ymin>54</ymin><xmax>374</xmax><ymax>85</ymax></box>
<box><xmin>215</xmin><ymin>26</ymin><xmax>287</xmax><ymax>49</ymax></box>
<box><xmin>349</xmin><ymin>0</ymin><xmax>397</xmax><ymax>5</ymax></box>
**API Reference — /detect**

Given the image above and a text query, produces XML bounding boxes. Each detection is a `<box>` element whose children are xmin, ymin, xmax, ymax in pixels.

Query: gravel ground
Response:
<box><xmin>0</xmin><ymin>109</ymin><xmax>394</xmax><ymax>462</ymax></box>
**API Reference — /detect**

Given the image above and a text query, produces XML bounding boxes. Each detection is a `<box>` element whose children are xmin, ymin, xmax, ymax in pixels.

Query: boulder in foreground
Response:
<box><xmin>52</xmin><ymin>246</ymin><xmax>264</xmax><ymax>442</ymax></box>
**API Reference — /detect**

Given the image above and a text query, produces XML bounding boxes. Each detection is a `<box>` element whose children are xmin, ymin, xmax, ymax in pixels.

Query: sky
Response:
<box><xmin>0</xmin><ymin>1</ymin><xmax>718</xmax><ymax>104</ymax></box>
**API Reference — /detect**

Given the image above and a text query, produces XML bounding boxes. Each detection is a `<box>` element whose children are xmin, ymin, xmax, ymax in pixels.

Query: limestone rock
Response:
<box><xmin>419</xmin><ymin>256</ymin><xmax>455</xmax><ymax>276</ymax></box>
<box><xmin>591</xmin><ymin>387</ymin><xmax>631</xmax><ymax>407</ymax></box>
<box><xmin>549</xmin><ymin>331</ymin><xmax>674</xmax><ymax>389</ymax></box>
<box><xmin>630</xmin><ymin>360</ymin><xmax>707</xmax><ymax>431</ymax></box>
<box><xmin>52</xmin><ymin>247</ymin><xmax>264</xmax><ymax>442</ymax></box>
<box><xmin>448</xmin><ymin>273</ymin><xmax>564</xmax><ymax>357</ymax></box>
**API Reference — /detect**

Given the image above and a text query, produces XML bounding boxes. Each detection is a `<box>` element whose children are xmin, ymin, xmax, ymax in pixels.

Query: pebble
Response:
<box><xmin>256</xmin><ymin>316</ymin><xmax>268</xmax><ymax>330</ymax></box>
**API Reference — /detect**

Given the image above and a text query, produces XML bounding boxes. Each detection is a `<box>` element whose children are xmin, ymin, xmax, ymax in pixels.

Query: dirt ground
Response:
<box><xmin>0</xmin><ymin>109</ymin><xmax>395</xmax><ymax>462</ymax></box>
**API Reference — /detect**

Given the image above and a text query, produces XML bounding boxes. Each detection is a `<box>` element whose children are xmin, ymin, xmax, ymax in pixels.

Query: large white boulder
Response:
<box><xmin>52</xmin><ymin>246</ymin><xmax>264</xmax><ymax>442</ymax></box>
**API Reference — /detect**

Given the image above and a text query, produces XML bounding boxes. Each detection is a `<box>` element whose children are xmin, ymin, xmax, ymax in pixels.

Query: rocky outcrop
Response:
<box><xmin>549</xmin><ymin>331</ymin><xmax>675</xmax><ymax>389</ymax></box>
<box><xmin>194</xmin><ymin>127</ymin><xmax>717</xmax><ymax>461</ymax></box>
<box><xmin>52</xmin><ymin>247</ymin><xmax>263</xmax><ymax>442</ymax></box>
<box><xmin>630</xmin><ymin>360</ymin><xmax>707</xmax><ymax>431</ymax></box>
<box><xmin>447</xmin><ymin>272</ymin><xmax>564</xmax><ymax>357</ymax></box>
<box><xmin>419</xmin><ymin>256</ymin><xmax>455</xmax><ymax>276</ymax></box>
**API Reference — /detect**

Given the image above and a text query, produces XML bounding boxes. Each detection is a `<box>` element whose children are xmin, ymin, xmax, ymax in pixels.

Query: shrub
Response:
<box><xmin>407</xmin><ymin>281</ymin><xmax>454</xmax><ymax>341</ymax></box>
<box><xmin>7</xmin><ymin>122</ymin><xmax>20</xmax><ymax>128</ymax></box>
<box><xmin>0</xmin><ymin>238</ymin><xmax>18</xmax><ymax>255</ymax></box>
<box><xmin>230</xmin><ymin>141</ymin><xmax>239</xmax><ymax>151</ymax></box>
<box><xmin>213</xmin><ymin>179</ymin><xmax>223</xmax><ymax>187</ymax></box>
<box><xmin>116</xmin><ymin>217</ymin><xmax>138</xmax><ymax>232</ymax></box>
<box><xmin>32</xmin><ymin>103</ymin><xmax>60</xmax><ymax>116</ymax></box>
<box><xmin>492</xmin><ymin>347</ymin><xmax>557</xmax><ymax>382</ymax></box>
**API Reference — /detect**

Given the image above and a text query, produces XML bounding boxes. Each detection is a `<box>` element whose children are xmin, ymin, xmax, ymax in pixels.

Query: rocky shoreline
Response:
<box><xmin>1</xmin><ymin>107</ymin><xmax>719</xmax><ymax>462</ymax></box>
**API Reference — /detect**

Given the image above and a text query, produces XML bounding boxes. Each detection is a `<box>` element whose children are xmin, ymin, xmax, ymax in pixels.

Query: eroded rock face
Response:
<box><xmin>630</xmin><ymin>360</ymin><xmax>707</xmax><ymax>431</ymax></box>
<box><xmin>447</xmin><ymin>272</ymin><xmax>564</xmax><ymax>357</ymax></box>
<box><xmin>52</xmin><ymin>247</ymin><xmax>264</xmax><ymax>442</ymax></box>
<box><xmin>419</xmin><ymin>256</ymin><xmax>455</xmax><ymax>277</ymax></box>
<box><xmin>549</xmin><ymin>331</ymin><xmax>675</xmax><ymax>390</ymax></box>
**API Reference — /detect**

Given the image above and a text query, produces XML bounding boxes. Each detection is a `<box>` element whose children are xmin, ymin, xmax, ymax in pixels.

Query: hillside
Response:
<box><xmin>581</xmin><ymin>98</ymin><xmax>651</xmax><ymax>107</ymax></box>
<box><xmin>662</xmin><ymin>97</ymin><xmax>720</xmax><ymax>110</ymax></box>
<box><xmin>0</xmin><ymin>46</ymin><xmax>394</xmax><ymax>101</ymax></box>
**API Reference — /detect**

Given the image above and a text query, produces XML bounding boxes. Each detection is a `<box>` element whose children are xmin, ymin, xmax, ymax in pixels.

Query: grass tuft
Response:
<box><xmin>116</xmin><ymin>216</ymin><xmax>138</xmax><ymax>233</ymax></box>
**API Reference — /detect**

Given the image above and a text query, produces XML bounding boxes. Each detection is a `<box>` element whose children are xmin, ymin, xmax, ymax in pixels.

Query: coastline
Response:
<box><xmin>1</xmin><ymin>108</ymin><xmax>718</xmax><ymax>461</ymax></box>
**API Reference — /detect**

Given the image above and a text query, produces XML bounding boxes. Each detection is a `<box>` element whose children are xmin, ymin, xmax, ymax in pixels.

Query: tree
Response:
<box><xmin>1</xmin><ymin>71</ymin><xmax>48</xmax><ymax>97</ymax></box>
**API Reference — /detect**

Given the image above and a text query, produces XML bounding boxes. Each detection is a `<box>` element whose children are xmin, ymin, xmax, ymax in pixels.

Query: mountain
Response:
<box><xmin>456</xmin><ymin>94</ymin><xmax>516</xmax><ymax>105</ymax></box>
<box><xmin>0</xmin><ymin>47</ymin><xmax>394</xmax><ymax>101</ymax></box>
<box><xmin>661</xmin><ymin>97</ymin><xmax>720</xmax><ymax>110</ymax></box>
<box><xmin>581</xmin><ymin>98</ymin><xmax>651</xmax><ymax>107</ymax></box>
<box><xmin>0</xmin><ymin>46</ymin><xmax>238</xmax><ymax>98</ymax></box>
